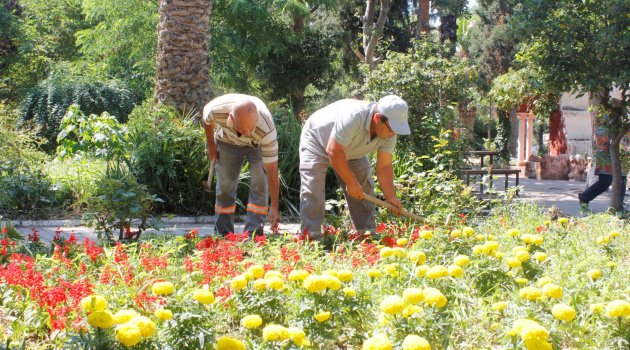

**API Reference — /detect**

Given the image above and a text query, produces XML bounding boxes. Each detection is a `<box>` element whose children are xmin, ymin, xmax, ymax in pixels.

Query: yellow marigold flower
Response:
<box><xmin>116</xmin><ymin>323</ymin><xmax>142</xmax><ymax>347</ymax></box>
<box><xmin>610</xmin><ymin>230</ymin><xmax>620</xmax><ymax>238</ymax></box>
<box><xmin>314</xmin><ymin>311</ymin><xmax>331</xmax><ymax>322</ymax></box>
<box><xmin>487</xmin><ymin>234</ymin><xmax>496</xmax><ymax>240</ymax></box>
<box><xmin>505</xmin><ymin>257</ymin><xmax>521</xmax><ymax>268</ymax></box>
<box><xmin>343</xmin><ymin>287</ymin><xmax>357</xmax><ymax>298</ymax></box>
<box><xmin>383</xmin><ymin>263</ymin><xmax>399</xmax><ymax>277</ymax></box>
<box><xmin>491</xmin><ymin>301</ymin><xmax>507</xmax><ymax>311</ymax></box>
<box><xmin>380</xmin><ymin>247</ymin><xmax>394</xmax><ymax>258</ymax></box>
<box><xmin>524</xmin><ymin>339</ymin><xmax>553</xmax><ymax>350</ymax></box>
<box><xmin>485</xmin><ymin>241</ymin><xmax>500</xmax><ymax>251</ymax></box>
<box><xmin>426</xmin><ymin>265</ymin><xmax>448</xmax><ymax>279</ymax></box>
<box><xmin>531</xmin><ymin>235</ymin><xmax>544</xmax><ymax>245</ymax></box>
<box><xmin>509</xmin><ymin>319</ymin><xmax>549</xmax><ymax>342</ymax></box>
<box><xmin>262</xmin><ymin>324</ymin><xmax>290</xmax><ymax>341</ymax></box>
<box><xmin>519</xmin><ymin>287</ymin><xmax>542</xmax><ymax>301</ymax></box>
<box><xmin>243</xmin><ymin>271</ymin><xmax>254</xmax><ymax>280</ymax></box>
<box><xmin>264</xmin><ymin>270</ymin><xmax>284</xmax><ymax>280</ymax></box>
<box><xmin>520</xmin><ymin>234</ymin><xmax>534</xmax><ymax>244</ymax></box>
<box><xmin>154</xmin><ymin>308</ymin><xmax>173</xmax><ymax>321</ymax></box>
<box><xmin>596</xmin><ymin>235</ymin><xmax>611</xmax><ymax>245</ymax></box>
<box><xmin>363</xmin><ymin>333</ymin><xmax>392</xmax><ymax>350</ymax></box>
<box><xmin>337</xmin><ymin>269</ymin><xmax>354</xmax><ymax>282</ymax></box>
<box><xmin>590</xmin><ymin>303</ymin><xmax>606</xmax><ymax>315</ymax></box>
<box><xmin>303</xmin><ymin>275</ymin><xmax>327</xmax><ymax>293</ymax></box>
<box><xmin>231</xmin><ymin>275</ymin><xmax>248</xmax><ymax>291</ymax></box>
<box><xmin>402</xmin><ymin>334</ymin><xmax>431</xmax><ymax>350</ymax></box>
<box><xmin>193</xmin><ymin>288</ymin><xmax>215</xmax><ymax>304</ymax></box>
<box><xmin>506</xmin><ymin>228</ymin><xmax>520</xmax><ymax>237</ymax></box>
<box><xmin>512</xmin><ymin>245</ymin><xmax>528</xmax><ymax>254</ymax></box>
<box><xmin>533</xmin><ymin>252</ymin><xmax>547</xmax><ymax>262</ymax></box>
<box><xmin>241</xmin><ymin>314</ymin><xmax>263</xmax><ymax>329</ymax></box>
<box><xmin>87</xmin><ymin>310</ymin><xmax>114</xmax><ymax>329</ymax></box>
<box><xmin>605</xmin><ymin>300</ymin><xmax>630</xmax><ymax>318</ymax></box>
<box><xmin>423</xmin><ymin>287</ymin><xmax>447</xmax><ymax>308</ymax></box>
<box><xmin>288</xmin><ymin>269</ymin><xmax>310</xmax><ymax>281</ymax></box>
<box><xmin>415</xmin><ymin>265</ymin><xmax>429</xmax><ymax>277</ymax></box>
<box><xmin>515</xmin><ymin>277</ymin><xmax>529</xmax><ymax>285</ymax></box>
<box><xmin>151</xmin><ymin>281</ymin><xmax>174</xmax><ymax>296</ymax></box>
<box><xmin>403</xmin><ymin>288</ymin><xmax>424</xmax><ymax>304</ymax></box>
<box><xmin>408</xmin><ymin>251</ymin><xmax>427</xmax><ymax>265</ymax></box>
<box><xmin>323</xmin><ymin>269</ymin><xmax>339</xmax><ymax>278</ymax></box>
<box><xmin>475</xmin><ymin>234</ymin><xmax>485</xmax><ymax>241</ymax></box>
<box><xmin>515</xmin><ymin>250</ymin><xmax>530</xmax><ymax>262</ymax></box>
<box><xmin>472</xmin><ymin>245</ymin><xmax>484</xmax><ymax>255</ymax></box>
<box><xmin>324</xmin><ymin>275</ymin><xmax>342</xmax><ymax>290</ymax></box>
<box><xmin>557</xmin><ymin>217</ymin><xmax>569</xmax><ymax>225</ymax></box>
<box><xmin>606</xmin><ymin>261</ymin><xmax>618</xmax><ymax>268</ymax></box>
<box><xmin>253</xmin><ymin>278</ymin><xmax>268</xmax><ymax>292</ymax></box>
<box><xmin>80</xmin><ymin>295</ymin><xmax>108</xmax><ymax>313</ymax></box>
<box><xmin>289</xmin><ymin>326</ymin><xmax>310</xmax><ymax>347</ymax></box>
<box><xmin>129</xmin><ymin>316</ymin><xmax>155</xmax><ymax>337</ymax></box>
<box><xmin>495</xmin><ymin>252</ymin><xmax>504</xmax><ymax>259</ymax></box>
<box><xmin>380</xmin><ymin>295</ymin><xmax>405</xmax><ymax>315</ymax></box>
<box><xmin>450</xmin><ymin>229</ymin><xmax>462</xmax><ymax>238</ymax></box>
<box><xmin>113</xmin><ymin>310</ymin><xmax>138</xmax><ymax>324</ymax></box>
<box><xmin>402</xmin><ymin>304</ymin><xmax>422</xmax><ymax>318</ymax></box>
<box><xmin>216</xmin><ymin>336</ymin><xmax>246</xmax><ymax>350</ymax></box>
<box><xmin>392</xmin><ymin>247</ymin><xmax>406</xmax><ymax>258</ymax></box>
<box><xmin>542</xmin><ymin>283</ymin><xmax>563</xmax><ymax>299</ymax></box>
<box><xmin>462</xmin><ymin>227</ymin><xmax>474</xmax><ymax>236</ymax></box>
<box><xmin>453</xmin><ymin>254</ymin><xmax>470</xmax><ymax>267</ymax></box>
<box><xmin>267</xmin><ymin>276</ymin><xmax>285</xmax><ymax>291</ymax></box>
<box><xmin>551</xmin><ymin>303</ymin><xmax>576</xmax><ymax>322</ymax></box>
<box><xmin>448</xmin><ymin>265</ymin><xmax>464</xmax><ymax>278</ymax></box>
<box><xmin>396</xmin><ymin>238</ymin><xmax>408</xmax><ymax>246</ymax></box>
<box><xmin>367</xmin><ymin>269</ymin><xmax>383</xmax><ymax>278</ymax></box>
<box><xmin>419</xmin><ymin>230</ymin><xmax>433</xmax><ymax>240</ymax></box>
<box><xmin>247</xmin><ymin>265</ymin><xmax>265</xmax><ymax>279</ymax></box>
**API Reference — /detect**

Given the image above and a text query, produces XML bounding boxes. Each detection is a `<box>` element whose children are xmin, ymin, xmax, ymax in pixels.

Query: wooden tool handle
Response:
<box><xmin>363</xmin><ymin>193</ymin><xmax>425</xmax><ymax>223</ymax></box>
<box><xmin>207</xmin><ymin>159</ymin><xmax>216</xmax><ymax>183</ymax></box>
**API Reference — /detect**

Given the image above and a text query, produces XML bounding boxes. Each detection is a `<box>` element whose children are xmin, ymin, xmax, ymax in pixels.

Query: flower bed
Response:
<box><xmin>0</xmin><ymin>204</ymin><xmax>628</xmax><ymax>349</ymax></box>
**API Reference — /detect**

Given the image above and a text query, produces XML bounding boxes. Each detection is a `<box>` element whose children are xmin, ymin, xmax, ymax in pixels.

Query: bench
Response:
<box><xmin>463</xmin><ymin>168</ymin><xmax>521</xmax><ymax>196</ymax></box>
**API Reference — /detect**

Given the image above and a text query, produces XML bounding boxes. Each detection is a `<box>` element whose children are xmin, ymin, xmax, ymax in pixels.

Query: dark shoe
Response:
<box><xmin>578</xmin><ymin>193</ymin><xmax>589</xmax><ymax>210</ymax></box>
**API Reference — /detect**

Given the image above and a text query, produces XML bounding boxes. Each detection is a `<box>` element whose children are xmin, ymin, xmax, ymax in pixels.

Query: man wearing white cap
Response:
<box><xmin>299</xmin><ymin>95</ymin><xmax>411</xmax><ymax>239</ymax></box>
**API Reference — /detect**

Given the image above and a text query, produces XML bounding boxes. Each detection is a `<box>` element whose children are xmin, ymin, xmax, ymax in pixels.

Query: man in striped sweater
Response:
<box><xmin>202</xmin><ymin>94</ymin><xmax>279</xmax><ymax>235</ymax></box>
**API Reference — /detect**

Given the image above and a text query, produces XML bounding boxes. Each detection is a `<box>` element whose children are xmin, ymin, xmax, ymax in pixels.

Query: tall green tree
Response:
<box><xmin>514</xmin><ymin>0</ymin><xmax>630</xmax><ymax>210</ymax></box>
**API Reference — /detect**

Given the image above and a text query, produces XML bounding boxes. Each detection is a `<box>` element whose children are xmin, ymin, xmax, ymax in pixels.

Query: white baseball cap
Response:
<box><xmin>378</xmin><ymin>95</ymin><xmax>410</xmax><ymax>135</ymax></box>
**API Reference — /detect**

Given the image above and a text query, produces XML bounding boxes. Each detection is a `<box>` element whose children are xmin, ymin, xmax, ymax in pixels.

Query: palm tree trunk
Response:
<box><xmin>415</xmin><ymin>0</ymin><xmax>430</xmax><ymax>37</ymax></box>
<box><xmin>155</xmin><ymin>0</ymin><xmax>213</xmax><ymax>118</ymax></box>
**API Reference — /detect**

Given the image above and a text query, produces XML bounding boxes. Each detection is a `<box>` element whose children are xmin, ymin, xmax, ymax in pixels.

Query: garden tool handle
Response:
<box><xmin>207</xmin><ymin>158</ymin><xmax>216</xmax><ymax>184</ymax></box>
<box><xmin>363</xmin><ymin>193</ymin><xmax>425</xmax><ymax>224</ymax></box>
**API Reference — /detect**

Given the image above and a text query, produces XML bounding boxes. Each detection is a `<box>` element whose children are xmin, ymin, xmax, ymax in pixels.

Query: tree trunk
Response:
<box><xmin>415</xmin><ymin>0</ymin><xmax>430</xmax><ymax>38</ymax></box>
<box><xmin>356</xmin><ymin>0</ymin><xmax>391</xmax><ymax>70</ymax></box>
<box><xmin>439</xmin><ymin>13</ymin><xmax>457</xmax><ymax>43</ymax></box>
<box><xmin>154</xmin><ymin>0</ymin><xmax>213</xmax><ymax>118</ymax></box>
<box><xmin>609</xmin><ymin>130</ymin><xmax>624</xmax><ymax>211</ymax></box>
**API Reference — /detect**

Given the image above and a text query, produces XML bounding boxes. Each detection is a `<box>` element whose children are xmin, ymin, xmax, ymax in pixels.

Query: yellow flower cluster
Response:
<box><xmin>87</xmin><ymin>310</ymin><xmax>114</xmax><ymax>328</ymax></box>
<box><xmin>402</xmin><ymin>334</ymin><xmax>431</xmax><ymax>350</ymax></box>
<box><xmin>519</xmin><ymin>287</ymin><xmax>542</xmax><ymax>301</ymax></box>
<box><xmin>289</xmin><ymin>326</ymin><xmax>310</xmax><ymax>346</ymax></box>
<box><xmin>541</xmin><ymin>283</ymin><xmax>563</xmax><ymax>299</ymax></box>
<box><xmin>80</xmin><ymin>295</ymin><xmax>108</xmax><ymax>312</ymax></box>
<box><xmin>114</xmin><ymin>310</ymin><xmax>138</xmax><ymax>324</ymax></box>
<box><xmin>521</xmin><ymin>234</ymin><xmax>544</xmax><ymax>245</ymax></box>
<box><xmin>247</xmin><ymin>264</ymin><xmax>265</xmax><ymax>278</ymax></box>
<box><xmin>303</xmin><ymin>274</ymin><xmax>328</xmax><ymax>293</ymax></box>
<box><xmin>154</xmin><ymin>308</ymin><xmax>173</xmax><ymax>321</ymax></box>
<box><xmin>423</xmin><ymin>287</ymin><xmax>447</xmax><ymax>308</ymax></box>
<box><xmin>115</xmin><ymin>315</ymin><xmax>156</xmax><ymax>347</ymax></box>
<box><xmin>506</xmin><ymin>228</ymin><xmax>520</xmax><ymax>237</ymax></box>
<box><xmin>193</xmin><ymin>287</ymin><xmax>215</xmax><ymax>304</ymax></box>
<box><xmin>425</xmin><ymin>265</ymin><xmax>448</xmax><ymax>279</ymax></box>
<box><xmin>380</xmin><ymin>295</ymin><xmax>405</xmax><ymax>315</ymax></box>
<box><xmin>314</xmin><ymin>311</ymin><xmax>331</xmax><ymax>322</ymax></box>
<box><xmin>215</xmin><ymin>336</ymin><xmax>246</xmax><ymax>350</ymax></box>
<box><xmin>363</xmin><ymin>333</ymin><xmax>392</xmax><ymax>350</ymax></box>
<box><xmin>605</xmin><ymin>300</ymin><xmax>630</xmax><ymax>318</ymax></box>
<box><xmin>262</xmin><ymin>324</ymin><xmax>290</xmax><ymax>341</ymax></box>
<box><xmin>231</xmin><ymin>275</ymin><xmax>248</xmax><ymax>290</ymax></box>
<box><xmin>408</xmin><ymin>251</ymin><xmax>427</xmax><ymax>265</ymax></box>
<box><xmin>533</xmin><ymin>252</ymin><xmax>548</xmax><ymax>262</ymax></box>
<box><xmin>587</xmin><ymin>269</ymin><xmax>602</xmax><ymax>280</ymax></box>
<box><xmin>508</xmin><ymin>319</ymin><xmax>551</xmax><ymax>350</ymax></box>
<box><xmin>551</xmin><ymin>303</ymin><xmax>576</xmax><ymax>321</ymax></box>
<box><xmin>288</xmin><ymin>269</ymin><xmax>310</xmax><ymax>281</ymax></box>
<box><xmin>453</xmin><ymin>254</ymin><xmax>470</xmax><ymax>267</ymax></box>
<box><xmin>151</xmin><ymin>281</ymin><xmax>175</xmax><ymax>295</ymax></box>
<box><xmin>241</xmin><ymin>314</ymin><xmax>263</xmax><ymax>329</ymax></box>
<box><xmin>402</xmin><ymin>288</ymin><xmax>424</xmax><ymax>304</ymax></box>
<box><xmin>472</xmin><ymin>241</ymin><xmax>500</xmax><ymax>256</ymax></box>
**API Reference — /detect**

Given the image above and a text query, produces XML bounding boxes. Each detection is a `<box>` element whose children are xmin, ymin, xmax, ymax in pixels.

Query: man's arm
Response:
<box><xmin>263</xmin><ymin>161</ymin><xmax>280</xmax><ymax>226</ymax></box>
<box><xmin>203</xmin><ymin>121</ymin><xmax>218</xmax><ymax>161</ymax></box>
<box><xmin>326</xmin><ymin>137</ymin><xmax>363</xmax><ymax>199</ymax></box>
<box><xmin>376</xmin><ymin>150</ymin><xmax>402</xmax><ymax>215</ymax></box>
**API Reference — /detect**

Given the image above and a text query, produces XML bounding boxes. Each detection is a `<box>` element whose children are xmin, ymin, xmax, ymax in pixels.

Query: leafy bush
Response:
<box><xmin>18</xmin><ymin>77</ymin><xmax>138</xmax><ymax>152</ymax></box>
<box><xmin>126</xmin><ymin>101</ymin><xmax>211</xmax><ymax>215</ymax></box>
<box><xmin>360</xmin><ymin>38</ymin><xmax>478</xmax><ymax>165</ymax></box>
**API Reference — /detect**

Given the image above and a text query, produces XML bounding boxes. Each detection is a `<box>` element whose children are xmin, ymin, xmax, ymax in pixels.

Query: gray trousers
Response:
<box><xmin>299</xmin><ymin>150</ymin><xmax>376</xmax><ymax>239</ymax></box>
<box><xmin>214</xmin><ymin>141</ymin><xmax>268</xmax><ymax>235</ymax></box>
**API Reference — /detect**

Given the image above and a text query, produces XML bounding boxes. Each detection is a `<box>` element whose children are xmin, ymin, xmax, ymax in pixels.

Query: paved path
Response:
<box><xmin>7</xmin><ymin>178</ymin><xmax>626</xmax><ymax>242</ymax></box>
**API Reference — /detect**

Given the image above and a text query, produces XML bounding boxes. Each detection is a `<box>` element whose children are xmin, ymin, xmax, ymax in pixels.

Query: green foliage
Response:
<box><xmin>126</xmin><ymin>101</ymin><xmax>211</xmax><ymax>215</ymax></box>
<box><xmin>361</xmin><ymin>38</ymin><xmax>478</xmax><ymax>158</ymax></box>
<box><xmin>272</xmin><ymin>107</ymin><xmax>302</xmax><ymax>216</ymax></box>
<box><xmin>488</xmin><ymin>67</ymin><xmax>559</xmax><ymax>118</ymax></box>
<box><xmin>56</xmin><ymin>104</ymin><xmax>129</xmax><ymax>162</ymax></box>
<box><xmin>83</xmin><ymin>172</ymin><xmax>161</xmax><ymax>242</ymax></box>
<box><xmin>18</xmin><ymin>78</ymin><xmax>138</xmax><ymax>152</ymax></box>
<box><xmin>76</xmin><ymin>0</ymin><xmax>158</xmax><ymax>97</ymax></box>
<box><xmin>256</xmin><ymin>29</ymin><xmax>336</xmax><ymax>116</ymax></box>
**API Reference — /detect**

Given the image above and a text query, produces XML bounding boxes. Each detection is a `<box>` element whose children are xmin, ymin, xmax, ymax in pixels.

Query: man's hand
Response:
<box><xmin>207</xmin><ymin>145</ymin><xmax>218</xmax><ymax>161</ymax></box>
<box><xmin>268</xmin><ymin>207</ymin><xmax>279</xmax><ymax>228</ymax></box>
<box><xmin>385</xmin><ymin>196</ymin><xmax>403</xmax><ymax>216</ymax></box>
<box><xmin>346</xmin><ymin>180</ymin><xmax>364</xmax><ymax>199</ymax></box>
